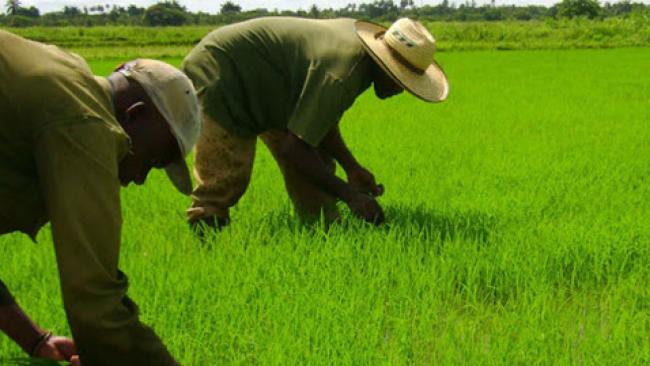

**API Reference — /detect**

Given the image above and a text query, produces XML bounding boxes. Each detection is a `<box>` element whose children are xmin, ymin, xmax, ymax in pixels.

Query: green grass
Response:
<box><xmin>3</xmin><ymin>18</ymin><xmax>650</xmax><ymax>59</ymax></box>
<box><xmin>1</xmin><ymin>47</ymin><xmax>650</xmax><ymax>364</ymax></box>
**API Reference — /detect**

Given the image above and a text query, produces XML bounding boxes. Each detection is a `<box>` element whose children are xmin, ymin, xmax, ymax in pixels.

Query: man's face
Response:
<box><xmin>372</xmin><ymin>62</ymin><xmax>404</xmax><ymax>100</ymax></box>
<box><xmin>118</xmin><ymin>102</ymin><xmax>180</xmax><ymax>187</ymax></box>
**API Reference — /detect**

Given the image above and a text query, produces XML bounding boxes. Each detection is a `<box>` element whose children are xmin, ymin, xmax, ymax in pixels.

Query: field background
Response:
<box><xmin>1</xmin><ymin>24</ymin><xmax>649</xmax><ymax>364</ymax></box>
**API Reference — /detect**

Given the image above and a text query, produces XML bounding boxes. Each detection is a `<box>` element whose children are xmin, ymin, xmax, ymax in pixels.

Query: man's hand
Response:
<box><xmin>346</xmin><ymin>167</ymin><xmax>384</xmax><ymax>197</ymax></box>
<box><xmin>187</xmin><ymin>207</ymin><xmax>230</xmax><ymax>238</ymax></box>
<box><xmin>345</xmin><ymin>192</ymin><xmax>385</xmax><ymax>225</ymax></box>
<box><xmin>33</xmin><ymin>335</ymin><xmax>77</xmax><ymax>361</ymax></box>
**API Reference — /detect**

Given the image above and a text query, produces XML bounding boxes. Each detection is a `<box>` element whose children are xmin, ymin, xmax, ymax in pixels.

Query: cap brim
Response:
<box><xmin>165</xmin><ymin>156</ymin><xmax>193</xmax><ymax>196</ymax></box>
<box><xmin>355</xmin><ymin>20</ymin><xmax>450</xmax><ymax>103</ymax></box>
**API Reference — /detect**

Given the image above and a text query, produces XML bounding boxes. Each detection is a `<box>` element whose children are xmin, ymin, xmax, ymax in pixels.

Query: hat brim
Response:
<box><xmin>165</xmin><ymin>156</ymin><xmax>193</xmax><ymax>196</ymax></box>
<box><xmin>355</xmin><ymin>20</ymin><xmax>449</xmax><ymax>103</ymax></box>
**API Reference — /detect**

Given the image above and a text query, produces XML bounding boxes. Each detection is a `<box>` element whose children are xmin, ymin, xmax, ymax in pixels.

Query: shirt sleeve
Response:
<box><xmin>287</xmin><ymin>66</ymin><xmax>345</xmax><ymax>147</ymax></box>
<box><xmin>0</xmin><ymin>279</ymin><xmax>15</xmax><ymax>306</ymax></box>
<box><xmin>34</xmin><ymin>120</ymin><xmax>177</xmax><ymax>366</ymax></box>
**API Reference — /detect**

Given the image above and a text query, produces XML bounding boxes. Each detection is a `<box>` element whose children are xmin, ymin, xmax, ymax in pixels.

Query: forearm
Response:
<box><xmin>319</xmin><ymin>126</ymin><xmax>361</xmax><ymax>173</ymax></box>
<box><xmin>0</xmin><ymin>280</ymin><xmax>16</xmax><ymax>306</ymax></box>
<box><xmin>0</xmin><ymin>299</ymin><xmax>46</xmax><ymax>355</ymax></box>
<box><xmin>282</xmin><ymin>134</ymin><xmax>355</xmax><ymax>201</ymax></box>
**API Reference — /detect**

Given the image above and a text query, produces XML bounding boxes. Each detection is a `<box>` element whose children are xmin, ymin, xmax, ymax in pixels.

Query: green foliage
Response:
<box><xmin>1</xmin><ymin>0</ymin><xmax>649</xmax><ymax>27</ymax></box>
<box><xmin>4</xmin><ymin>0</ymin><xmax>19</xmax><ymax>15</ymax></box>
<box><xmin>143</xmin><ymin>1</ymin><xmax>188</xmax><ymax>26</ymax></box>
<box><xmin>3</xmin><ymin>19</ymin><xmax>649</xmax><ymax>60</ymax></box>
<box><xmin>5</xmin><ymin>14</ymin><xmax>32</xmax><ymax>26</ymax></box>
<box><xmin>1</xmin><ymin>47</ymin><xmax>649</xmax><ymax>364</ymax></box>
<box><xmin>62</xmin><ymin>6</ymin><xmax>81</xmax><ymax>18</ymax></box>
<box><xmin>220</xmin><ymin>1</ymin><xmax>241</xmax><ymax>14</ymax></box>
<box><xmin>359</xmin><ymin>0</ymin><xmax>399</xmax><ymax>20</ymax></box>
<box><xmin>557</xmin><ymin>0</ymin><xmax>602</xmax><ymax>19</ymax></box>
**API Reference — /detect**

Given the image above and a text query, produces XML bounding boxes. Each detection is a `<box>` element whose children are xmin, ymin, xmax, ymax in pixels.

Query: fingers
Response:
<box><xmin>70</xmin><ymin>355</ymin><xmax>82</xmax><ymax>366</ymax></box>
<box><xmin>365</xmin><ymin>200</ymin><xmax>385</xmax><ymax>225</ymax></box>
<box><xmin>33</xmin><ymin>336</ymin><xmax>64</xmax><ymax>361</ymax></box>
<box><xmin>349</xmin><ymin>194</ymin><xmax>385</xmax><ymax>226</ymax></box>
<box><xmin>186</xmin><ymin>206</ymin><xmax>206</xmax><ymax>221</ymax></box>
<box><xmin>52</xmin><ymin>336</ymin><xmax>77</xmax><ymax>359</ymax></box>
<box><xmin>372</xmin><ymin>184</ymin><xmax>385</xmax><ymax>197</ymax></box>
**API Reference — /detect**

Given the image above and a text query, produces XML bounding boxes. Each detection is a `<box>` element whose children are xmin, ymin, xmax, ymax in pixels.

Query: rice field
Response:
<box><xmin>0</xmin><ymin>42</ymin><xmax>649</xmax><ymax>364</ymax></box>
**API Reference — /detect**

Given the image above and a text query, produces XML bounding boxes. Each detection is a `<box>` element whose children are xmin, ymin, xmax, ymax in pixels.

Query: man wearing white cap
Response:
<box><xmin>0</xmin><ymin>30</ymin><xmax>200</xmax><ymax>365</ymax></box>
<box><xmin>183</xmin><ymin>17</ymin><xmax>448</xmax><ymax>230</ymax></box>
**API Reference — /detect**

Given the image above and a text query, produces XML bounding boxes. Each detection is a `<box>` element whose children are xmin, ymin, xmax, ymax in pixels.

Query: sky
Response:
<box><xmin>20</xmin><ymin>0</ymin><xmax>647</xmax><ymax>14</ymax></box>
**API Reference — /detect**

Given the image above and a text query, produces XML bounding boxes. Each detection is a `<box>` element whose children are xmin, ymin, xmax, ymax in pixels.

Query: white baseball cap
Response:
<box><xmin>118</xmin><ymin>59</ymin><xmax>202</xmax><ymax>195</ymax></box>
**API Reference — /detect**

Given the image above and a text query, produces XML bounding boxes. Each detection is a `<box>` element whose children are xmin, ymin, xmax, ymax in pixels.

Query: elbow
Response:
<box><xmin>279</xmin><ymin>134</ymin><xmax>301</xmax><ymax>163</ymax></box>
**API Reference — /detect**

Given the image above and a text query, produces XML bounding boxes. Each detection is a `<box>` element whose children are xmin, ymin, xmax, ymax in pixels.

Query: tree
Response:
<box><xmin>220</xmin><ymin>1</ymin><xmax>241</xmax><ymax>14</ymax></box>
<box><xmin>5</xmin><ymin>0</ymin><xmax>21</xmax><ymax>15</ymax></box>
<box><xmin>15</xmin><ymin>5</ymin><xmax>38</xmax><ymax>17</ymax></box>
<box><xmin>63</xmin><ymin>6</ymin><xmax>81</xmax><ymax>18</ymax></box>
<box><xmin>400</xmin><ymin>0</ymin><xmax>414</xmax><ymax>11</ymax></box>
<box><xmin>127</xmin><ymin>4</ymin><xmax>145</xmax><ymax>17</ymax></box>
<box><xmin>557</xmin><ymin>0</ymin><xmax>601</xmax><ymax>18</ymax></box>
<box><xmin>606</xmin><ymin>0</ymin><xmax>633</xmax><ymax>16</ymax></box>
<box><xmin>143</xmin><ymin>1</ymin><xmax>188</xmax><ymax>26</ymax></box>
<box><xmin>309</xmin><ymin>4</ymin><xmax>320</xmax><ymax>18</ymax></box>
<box><xmin>359</xmin><ymin>0</ymin><xmax>398</xmax><ymax>19</ymax></box>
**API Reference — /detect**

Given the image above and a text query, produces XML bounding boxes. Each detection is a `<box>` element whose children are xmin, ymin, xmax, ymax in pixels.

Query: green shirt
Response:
<box><xmin>182</xmin><ymin>17</ymin><xmax>374</xmax><ymax>147</ymax></box>
<box><xmin>0</xmin><ymin>30</ymin><xmax>176</xmax><ymax>366</ymax></box>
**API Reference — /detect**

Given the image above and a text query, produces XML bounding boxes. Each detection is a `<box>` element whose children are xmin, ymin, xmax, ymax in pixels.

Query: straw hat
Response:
<box><xmin>355</xmin><ymin>18</ymin><xmax>449</xmax><ymax>102</ymax></box>
<box><xmin>118</xmin><ymin>59</ymin><xmax>202</xmax><ymax>195</ymax></box>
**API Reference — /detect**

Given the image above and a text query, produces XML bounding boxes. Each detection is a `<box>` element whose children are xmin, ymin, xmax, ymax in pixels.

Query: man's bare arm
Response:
<box><xmin>319</xmin><ymin>125</ymin><xmax>361</xmax><ymax>173</ymax></box>
<box><xmin>319</xmin><ymin>126</ymin><xmax>384</xmax><ymax>197</ymax></box>
<box><xmin>0</xmin><ymin>281</ymin><xmax>77</xmax><ymax>360</ymax></box>
<box><xmin>280</xmin><ymin>133</ymin><xmax>384</xmax><ymax>225</ymax></box>
<box><xmin>0</xmin><ymin>283</ymin><xmax>42</xmax><ymax>355</ymax></box>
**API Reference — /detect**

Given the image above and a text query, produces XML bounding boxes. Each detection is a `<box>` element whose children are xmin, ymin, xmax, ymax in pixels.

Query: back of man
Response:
<box><xmin>0</xmin><ymin>29</ymin><xmax>128</xmax><ymax>238</ymax></box>
<box><xmin>183</xmin><ymin>17</ymin><xmax>373</xmax><ymax>146</ymax></box>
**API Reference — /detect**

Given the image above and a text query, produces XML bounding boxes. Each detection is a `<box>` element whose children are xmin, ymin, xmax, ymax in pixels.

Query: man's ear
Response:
<box><xmin>124</xmin><ymin>101</ymin><xmax>147</xmax><ymax>125</ymax></box>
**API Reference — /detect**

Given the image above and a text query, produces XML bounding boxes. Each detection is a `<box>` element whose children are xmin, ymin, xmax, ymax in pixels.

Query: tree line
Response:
<box><xmin>2</xmin><ymin>0</ymin><xmax>649</xmax><ymax>27</ymax></box>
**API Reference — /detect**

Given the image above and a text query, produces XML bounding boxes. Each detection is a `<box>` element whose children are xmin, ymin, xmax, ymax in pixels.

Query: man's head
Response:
<box><xmin>371</xmin><ymin>59</ymin><xmax>404</xmax><ymax>100</ymax></box>
<box><xmin>356</xmin><ymin>18</ymin><xmax>450</xmax><ymax>103</ymax></box>
<box><xmin>108</xmin><ymin>59</ymin><xmax>201</xmax><ymax>195</ymax></box>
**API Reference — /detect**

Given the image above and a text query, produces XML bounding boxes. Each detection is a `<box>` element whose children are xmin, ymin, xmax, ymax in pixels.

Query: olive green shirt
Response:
<box><xmin>0</xmin><ymin>30</ymin><xmax>176</xmax><ymax>365</ymax></box>
<box><xmin>182</xmin><ymin>17</ymin><xmax>374</xmax><ymax>147</ymax></box>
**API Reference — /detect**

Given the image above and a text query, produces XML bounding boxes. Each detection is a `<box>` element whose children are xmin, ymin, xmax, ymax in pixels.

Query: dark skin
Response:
<box><xmin>109</xmin><ymin>72</ymin><xmax>181</xmax><ymax>186</ymax></box>
<box><xmin>371</xmin><ymin>59</ymin><xmax>405</xmax><ymax>100</ymax></box>
<box><xmin>1</xmin><ymin>70</ymin><xmax>180</xmax><ymax>366</ymax></box>
<box><xmin>0</xmin><ymin>302</ymin><xmax>77</xmax><ymax>361</ymax></box>
<box><xmin>279</xmin><ymin>61</ymin><xmax>404</xmax><ymax>225</ymax></box>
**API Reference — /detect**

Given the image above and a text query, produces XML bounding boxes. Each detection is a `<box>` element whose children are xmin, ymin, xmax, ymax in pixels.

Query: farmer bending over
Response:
<box><xmin>0</xmin><ymin>30</ymin><xmax>201</xmax><ymax>365</ymax></box>
<box><xmin>182</xmin><ymin>17</ymin><xmax>449</xmax><ymax>230</ymax></box>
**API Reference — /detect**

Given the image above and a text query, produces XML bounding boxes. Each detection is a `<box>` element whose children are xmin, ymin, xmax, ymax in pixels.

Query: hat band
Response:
<box><xmin>383</xmin><ymin>36</ymin><xmax>427</xmax><ymax>75</ymax></box>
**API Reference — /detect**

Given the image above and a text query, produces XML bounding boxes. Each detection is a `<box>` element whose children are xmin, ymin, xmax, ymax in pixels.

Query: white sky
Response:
<box><xmin>20</xmin><ymin>0</ymin><xmax>648</xmax><ymax>14</ymax></box>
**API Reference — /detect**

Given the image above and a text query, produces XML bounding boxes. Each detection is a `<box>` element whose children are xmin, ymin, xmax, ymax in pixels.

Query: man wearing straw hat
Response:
<box><xmin>0</xmin><ymin>30</ymin><xmax>201</xmax><ymax>365</ymax></box>
<box><xmin>183</xmin><ymin>17</ymin><xmax>448</xmax><ymax>230</ymax></box>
